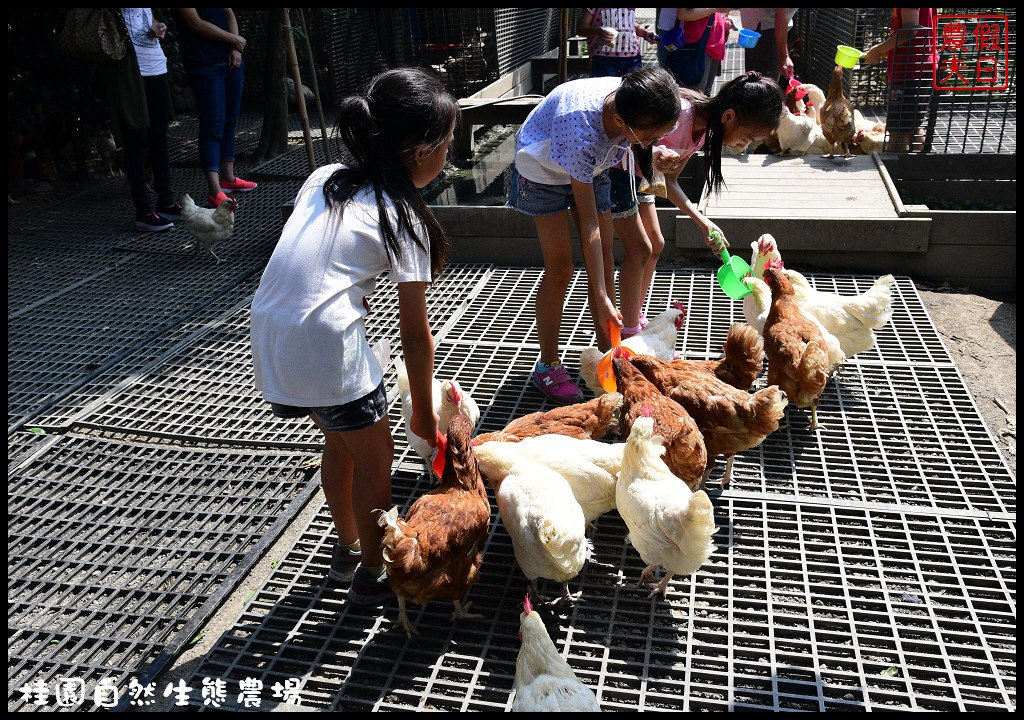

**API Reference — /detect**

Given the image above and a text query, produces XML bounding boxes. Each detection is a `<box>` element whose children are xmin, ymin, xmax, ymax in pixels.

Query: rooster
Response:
<box><xmin>820</xmin><ymin>66</ymin><xmax>856</xmax><ymax>158</ymax></box>
<box><xmin>762</xmin><ymin>267</ymin><xmax>831</xmax><ymax>430</ymax></box>
<box><xmin>777</xmin><ymin>85</ymin><xmax>827</xmax><ymax>155</ymax></box>
<box><xmin>512</xmin><ymin>594</ymin><xmax>602</xmax><ymax>711</ymax></box>
<box><xmin>377</xmin><ymin>414</ymin><xmax>490</xmax><ymax>637</ymax></box>
<box><xmin>617</xmin><ymin>412</ymin><xmax>717</xmax><ymax>598</ymax></box>
<box><xmin>580</xmin><ymin>304</ymin><xmax>685</xmax><ymax>395</ymax></box>
<box><xmin>181</xmin><ymin>193</ymin><xmax>237</xmax><ymax>263</ymax></box>
<box><xmin>474</xmin><ymin>440</ymin><xmax>591</xmax><ymax>606</ymax></box>
<box><xmin>94</xmin><ymin>128</ymin><xmax>123</xmax><ymax>177</ymax></box>
<box><xmin>753</xmin><ymin>235</ymin><xmax>895</xmax><ymax>359</ymax></box>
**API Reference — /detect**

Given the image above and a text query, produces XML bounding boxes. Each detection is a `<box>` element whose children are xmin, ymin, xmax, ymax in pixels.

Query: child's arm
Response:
<box><xmin>864</xmin><ymin>9</ymin><xmax>924</xmax><ymax>65</ymax></box>
<box><xmin>578</xmin><ymin>9</ymin><xmax>615</xmax><ymax>47</ymax></box>
<box><xmin>662</xmin><ymin>172</ymin><xmax>728</xmax><ymax>257</ymax></box>
<box><xmin>570</xmin><ymin>178</ymin><xmax>621</xmax><ymax>332</ymax></box>
<box><xmin>774</xmin><ymin>8</ymin><xmax>794</xmax><ymax>79</ymax></box>
<box><xmin>397</xmin><ymin>281</ymin><xmax>439</xmax><ymax>447</ymax></box>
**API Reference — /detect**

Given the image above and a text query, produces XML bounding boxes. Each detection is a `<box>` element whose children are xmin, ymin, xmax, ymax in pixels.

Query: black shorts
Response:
<box><xmin>887</xmin><ymin>82</ymin><xmax>936</xmax><ymax>133</ymax></box>
<box><xmin>270</xmin><ymin>381</ymin><xmax>388</xmax><ymax>433</ymax></box>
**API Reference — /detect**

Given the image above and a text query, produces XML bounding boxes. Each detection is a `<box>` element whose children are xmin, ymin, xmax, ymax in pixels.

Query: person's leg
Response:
<box><xmin>219</xmin><ymin>64</ymin><xmax>245</xmax><ymax>183</ymax></box>
<box><xmin>143</xmin><ymin>74</ymin><xmax>175</xmax><ymax>209</ymax></box>
<box><xmin>334</xmin><ymin>416</ymin><xmax>394</xmax><ymax>568</ymax></box>
<box><xmin>316</xmin><ymin>422</ymin><xmax>360</xmax><ymax>547</ymax></box>
<box><xmin>613</xmin><ymin>210</ymin><xmax>652</xmax><ymax>328</ymax></box>
<box><xmin>534</xmin><ymin>212</ymin><xmax>575</xmax><ymax>364</ymax></box>
<box><xmin>638</xmin><ymin>200</ymin><xmax>665</xmax><ymax>305</ymax></box>
<box><xmin>122</xmin><ymin>125</ymin><xmax>153</xmax><ymax>218</ymax></box>
<box><xmin>188</xmin><ymin>65</ymin><xmax>227</xmax><ymax>198</ymax></box>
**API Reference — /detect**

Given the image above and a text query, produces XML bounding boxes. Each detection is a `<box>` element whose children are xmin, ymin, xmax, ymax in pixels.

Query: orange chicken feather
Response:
<box><xmin>612</xmin><ymin>356</ymin><xmax>707</xmax><ymax>489</ymax></box>
<box><xmin>675</xmin><ymin>321</ymin><xmax>764</xmax><ymax>391</ymax></box>
<box><xmin>378</xmin><ymin>414</ymin><xmax>491</xmax><ymax>637</ymax></box>
<box><xmin>627</xmin><ymin>354</ymin><xmax>788</xmax><ymax>489</ymax></box>
<box><xmin>762</xmin><ymin>267</ymin><xmax>830</xmax><ymax>430</ymax></box>
<box><xmin>820</xmin><ymin>66</ymin><xmax>856</xmax><ymax>157</ymax></box>
<box><xmin>472</xmin><ymin>393</ymin><xmax>622</xmax><ymax>445</ymax></box>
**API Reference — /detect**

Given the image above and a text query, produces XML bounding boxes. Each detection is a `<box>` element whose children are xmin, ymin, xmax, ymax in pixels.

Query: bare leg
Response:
<box><xmin>534</xmin><ymin>213</ymin><xmax>575</xmax><ymax>363</ymax></box>
<box><xmin>335</xmin><ymin>416</ymin><xmax>395</xmax><ymax>566</ymax></box>
<box><xmin>721</xmin><ymin>455</ymin><xmax>736</xmax><ymax>489</ymax></box>
<box><xmin>613</xmin><ymin>211</ymin><xmax>652</xmax><ymax>328</ymax></box>
<box><xmin>313</xmin><ymin>418</ymin><xmax>359</xmax><ymax>547</ymax></box>
<box><xmin>451</xmin><ymin>599</ymin><xmax>483</xmax><ymax>621</ymax></box>
<box><xmin>637</xmin><ymin>202</ymin><xmax>665</xmax><ymax>311</ymax></box>
<box><xmin>648</xmin><ymin>572</ymin><xmax>674</xmax><ymax>599</ymax></box>
<box><xmin>395</xmin><ymin>596</ymin><xmax>420</xmax><ymax>637</ymax></box>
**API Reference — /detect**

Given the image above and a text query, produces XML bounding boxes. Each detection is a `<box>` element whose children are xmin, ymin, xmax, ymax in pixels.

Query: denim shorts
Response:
<box><xmin>507</xmin><ymin>165</ymin><xmax>612</xmax><ymax>216</ymax></box>
<box><xmin>270</xmin><ymin>381</ymin><xmax>387</xmax><ymax>433</ymax></box>
<box><xmin>590</xmin><ymin>52</ymin><xmax>643</xmax><ymax>78</ymax></box>
<box><xmin>609</xmin><ymin>167</ymin><xmax>656</xmax><ymax>219</ymax></box>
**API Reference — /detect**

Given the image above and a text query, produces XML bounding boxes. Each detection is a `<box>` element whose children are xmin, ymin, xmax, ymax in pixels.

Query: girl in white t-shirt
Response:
<box><xmin>250</xmin><ymin>68</ymin><xmax>458</xmax><ymax>606</ymax></box>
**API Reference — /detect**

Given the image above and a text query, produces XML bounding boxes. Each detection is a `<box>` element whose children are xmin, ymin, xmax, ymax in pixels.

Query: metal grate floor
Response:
<box><xmin>7</xmin><ymin>434</ymin><xmax>320</xmax><ymax>713</ymax></box>
<box><xmin>176</xmin><ymin>265</ymin><xmax>1014</xmax><ymax>712</ymax></box>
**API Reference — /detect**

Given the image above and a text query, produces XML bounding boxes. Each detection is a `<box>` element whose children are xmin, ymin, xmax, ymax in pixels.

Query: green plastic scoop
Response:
<box><xmin>713</xmin><ymin>232</ymin><xmax>753</xmax><ymax>300</ymax></box>
<box><xmin>835</xmin><ymin>45</ymin><xmax>866</xmax><ymax>69</ymax></box>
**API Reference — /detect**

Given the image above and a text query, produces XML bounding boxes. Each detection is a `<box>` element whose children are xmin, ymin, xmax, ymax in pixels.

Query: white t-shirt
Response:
<box><xmin>250</xmin><ymin>164</ymin><xmax>432</xmax><ymax>407</ymax></box>
<box><xmin>514</xmin><ymin>76</ymin><xmax>629</xmax><ymax>185</ymax></box>
<box><xmin>738</xmin><ymin>8</ymin><xmax>798</xmax><ymax>32</ymax></box>
<box><xmin>121</xmin><ymin>8</ymin><xmax>167</xmax><ymax>77</ymax></box>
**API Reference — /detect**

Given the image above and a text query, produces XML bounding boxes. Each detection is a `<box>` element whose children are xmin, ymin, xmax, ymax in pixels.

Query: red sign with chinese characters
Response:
<box><xmin>935</xmin><ymin>14</ymin><xmax>1010</xmax><ymax>91</ymax></box>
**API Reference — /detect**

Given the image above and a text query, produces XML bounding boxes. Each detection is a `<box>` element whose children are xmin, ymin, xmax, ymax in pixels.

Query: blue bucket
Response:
<box><xmin>737</xmin><ymin>29</ymin><xmax>761</xmax><ymax>48</ymax></box>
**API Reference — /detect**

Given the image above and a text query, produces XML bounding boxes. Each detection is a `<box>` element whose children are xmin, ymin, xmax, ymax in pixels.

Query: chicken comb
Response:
<box><xmin>672</xmin><ymin>301</ymin><xmax>687</xmax><ymax>317</ymax></box>
<box><xmin>641</xmin><ymin>404</ymin><xmax>653</xmax><ymax>418</ymax></box>
<box><xmin>757</xmin><ymin>235</ymin><xmax>775</xmax><ymax>255</ymax></box>
<box><xmin>523</xmin><ymin>593</ymin><xmax>534</xmax><ymax>615</ymax></box>
<box><xmin>431</xmin><ymin>431</ymin><xmax>448</xmax><ymax>477</ymax></box>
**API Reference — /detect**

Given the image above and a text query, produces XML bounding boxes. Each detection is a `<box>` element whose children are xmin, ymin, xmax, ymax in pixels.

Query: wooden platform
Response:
<box><xmin>702</xmin><ymin>154</ymin><xmax>899</xmax><ymax>219</ymax></box>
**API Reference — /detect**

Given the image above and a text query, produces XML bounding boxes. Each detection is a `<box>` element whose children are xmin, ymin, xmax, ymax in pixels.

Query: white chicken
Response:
<box><xmin>395</xmin><ymin>358</ymin><xmax>480</xmax><ymax>466</ymax></box>
<box><xmin>753</xmin><ymin>235</ymin><xmax>895</xmax><ymax>358</ymax></box>
<box><xmin>777</xmin><ymin>86</ymin><xmax>825</xmax><ymax>155</ymax></box>
<box><xmin>181</xmin><ymin>192</ymin><xmax>237</xmax><ymax>263</ymax></box>
<box><xmin>493</xmin><ymin>434</ymin><xmax>624</xmax><ymax>527</ymax></box>
<box><xmin>512</xmin><ymin>594</ymin><xmax>602</xmax><ymax>712</ymax></box>
<box><xmin>474</xmin><ymin>441</ymin><xmax>591</xmax><ymax>605</ymax></box>
<box><xmin>579</xmin><ymin>304</ymin><xmax>685</xmax><ymax>396</ymax></box>
<box><xmin>852</xmin><ymin>109</ymin><xmax>887</xmax><ymax>154</ymax></box>
<box><xmin>798</xmin><ymin>84</ymin><xmax>826</xmax><ymax>124</ymax></box>
<box><xmin>617</xmin><ymin>413</ymin><xmax>716</xmax><ymax>598</ymax></box>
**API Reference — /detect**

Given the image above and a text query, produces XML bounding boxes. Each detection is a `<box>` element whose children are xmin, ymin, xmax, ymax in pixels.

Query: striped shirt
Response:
<box><xmin>586</xmin><ymin>8</ymin><xmax>641</xmax><ymax>58</ymax></box>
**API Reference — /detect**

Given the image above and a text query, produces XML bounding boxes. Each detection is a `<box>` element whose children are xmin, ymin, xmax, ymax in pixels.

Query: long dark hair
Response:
<box><xmin>690</xmin><ymin>71</ymin><xmax>784</xmax><ymax>195</ymax></box>
<box><xmin>615</xmin><ymin>66</ymin><xmax>682</xmax><ymax>179</ymax></box>
<box><xmin>324</xmin><ymin>67</ymin><xmax>459</xmax><ymax>279</ymax></box>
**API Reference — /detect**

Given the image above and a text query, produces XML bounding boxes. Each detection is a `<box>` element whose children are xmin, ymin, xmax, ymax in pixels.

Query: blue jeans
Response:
<box><xmin>186</xmin><ymin>62</ymin><xmax>245</xmax><ymax>173</ymax></box>
<box><xmin>590</xmin><ymin>53</ymin><xmax>643</xmax><ymax>78</ymax></box>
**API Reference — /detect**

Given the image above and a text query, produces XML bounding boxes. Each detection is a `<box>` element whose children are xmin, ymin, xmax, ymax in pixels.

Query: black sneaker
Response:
<box><xmin>329</xmin><ymin>543</ymin><xmax>361</xmax><ymax>583</ymax></box>
<box><xmin>136</xmin><ymin>211</ymin><xmax>173</xmax><ymax>232</ymax></box>
<box><xmin>156</xmin><ymin>202</ymin><xmax>183</xmax><ymax>221</ymax></box>
<box><xmin>347</xmin><ymin>565</ymin><xmax>394</xmax><ymax>606</ymax></box>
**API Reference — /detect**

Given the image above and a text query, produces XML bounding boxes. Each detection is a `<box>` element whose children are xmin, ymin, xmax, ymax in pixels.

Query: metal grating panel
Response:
<box><xmin>180</xmin><ymin>495</ymin><xmax>1015</xmax><ymax>712</ymax></box>
<box><xmin>60</xmin><ymin>266</ymin><xmax>493</xmax><ymax>449</ymax></box>
<box><xmin>494</xmin><ymin>9</ymin><xmax>559</xmax><ymax>76</ymax></box>
<box><xmin>249</xmin><ymin>144</ymin><xmax>332</xmax><ymax>181</ymax></box>
<box><xmin>7</xmin><ymin>434</ymin><xmax>319</xmax><ymax>712</ymax></box>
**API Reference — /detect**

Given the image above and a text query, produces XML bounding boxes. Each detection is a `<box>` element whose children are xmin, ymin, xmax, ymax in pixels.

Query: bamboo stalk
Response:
<box><xmin>282</xmin><ymin>8</ymin><xmax>315</xmax><ymax>172</ymax></box>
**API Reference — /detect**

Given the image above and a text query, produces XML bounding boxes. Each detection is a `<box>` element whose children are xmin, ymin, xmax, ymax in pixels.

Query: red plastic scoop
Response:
<box><xmin>595</xmin><ymin>321</ymin><xmax>633</xmax><ymax>393</ymax></box>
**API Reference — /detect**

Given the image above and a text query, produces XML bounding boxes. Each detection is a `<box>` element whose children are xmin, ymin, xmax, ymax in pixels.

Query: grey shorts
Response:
<box><xmin>270</xmin><ymin>381</ymin><xmax>388</xmax><ymax>433</ymax></box>
<box><xmin>507</xmin><ymin>165</ymin><xmax>612</xmax><ymax>216</ymax></box>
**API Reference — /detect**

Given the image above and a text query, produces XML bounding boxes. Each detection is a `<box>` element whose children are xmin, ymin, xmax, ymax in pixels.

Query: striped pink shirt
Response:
<box><xmin>586</xmin><ymin>8</ymin><xmax>641</xmax><ymax>57</ymax></box>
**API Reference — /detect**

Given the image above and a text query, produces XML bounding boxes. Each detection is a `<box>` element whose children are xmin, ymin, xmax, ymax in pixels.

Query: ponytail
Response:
<box><xmin>324</xmin><ymin>68</ymin><xmax>460</xmax><ymax>279</ymax></box>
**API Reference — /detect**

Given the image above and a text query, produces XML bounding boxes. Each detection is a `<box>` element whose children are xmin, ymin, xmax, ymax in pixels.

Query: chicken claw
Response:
<box><xmin>300</xmin><ymin>456</ymin><xmax>322</xmax><ymax>470</ymax></box>
<box><xmin>450</xmin><ymin>599</ymin><xmax>483</xmax><ymax>622</ymax></box>
<box><xmin>394</xmin><ymin>597</ymin><xmax>421</xmax><ymax>638</ymax></box>
<box><xmin>637</xmin><ymin>564</ymin><xmax>659</xmax><ymax>588</ymax></box>
<box><xmin>544</xmin><ymin>582</ymin><xmax>583</xmax><ymax>607</ymax></box>
<box><xmin>647</xmin><ymin>573</ymin><xmax>674</xmax><ymax>599</ymax></box>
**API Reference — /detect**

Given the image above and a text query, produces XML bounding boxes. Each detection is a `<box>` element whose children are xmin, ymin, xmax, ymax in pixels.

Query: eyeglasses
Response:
<box><xmin>624</xmin><ymin>120</ymin><xmax>680</xmax><ymax>148</ymax></box>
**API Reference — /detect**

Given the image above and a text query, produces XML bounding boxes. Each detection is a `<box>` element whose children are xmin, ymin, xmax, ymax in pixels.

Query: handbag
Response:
<box><xmin>59</xmin><ymin>8</ymin><xmax>127</xmax><ymax>62</ymax></box>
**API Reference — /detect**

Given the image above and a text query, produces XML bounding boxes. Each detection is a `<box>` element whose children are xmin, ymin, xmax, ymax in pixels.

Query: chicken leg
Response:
<box><xmin>546</xmin><ymin>582</ymin><xmax>583</xmax><ymax>607</ymax></box>
<box><xmin>450</xmin><ymin>599</ymin><xmax>483</xmax><ymax>622</ymax></box>
<box><xmin>394</xmin><ymin>597</ymin><xmax>421</xmax><ymax>638</ymax></box>
<box><xmin>648</xmin><ymin>572</ymin><xmax>674</xmax><ymax>599</ymax></box>
<box><xmin>808</xmin><ymin>400</ymin><xmax>824</xmax><ymax>431</ymax></box>
<box><xmin>720</xmin><ymin>455</ymin><xmax>736</xmax><ymax>489</ymax></box>
<box><xmin>638</xmin><ymin>564</ymin><xmax>659</xmax><ymax>588</ymax></box>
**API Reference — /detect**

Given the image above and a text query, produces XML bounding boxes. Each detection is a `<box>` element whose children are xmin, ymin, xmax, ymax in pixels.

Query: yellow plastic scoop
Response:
<box><xmin>596</xmin><ymin>321</ymin><xmax>634</xmax><ymax>393</ymax></box>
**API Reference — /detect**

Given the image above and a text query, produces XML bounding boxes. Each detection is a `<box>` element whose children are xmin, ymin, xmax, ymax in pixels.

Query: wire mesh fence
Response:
<box><xmin>795</xmin><ymin>8</ymin><xmax>1015</xmax><ymax>153</ymax></box>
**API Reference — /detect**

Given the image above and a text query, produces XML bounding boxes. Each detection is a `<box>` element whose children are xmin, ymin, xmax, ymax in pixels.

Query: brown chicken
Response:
<box><xmin>377</xmin><ymin>414</ymin><xmax>491</xmax><ymax>637</ymax></box>
<box><xmin>820</xmin><ymin>66</ymin><xmax>856</xmax><ymax>158</ymax></box>
<box><xmin>472</xmin><ymin>393</ymin><xmax>622</xmax><ymax>444</ymax></box>
<box><xmin>628</xmin><ymin>354</ymin><xmax>789</xmax><ymax>489</ymax></box>
<box><xmin>761</xmin><ymin>267</ymin><xmax>830</xmax><ymax>430</ymax></box>
<box><xmin>679</xmin><ymin>322</ymin><xmax>764</xmax><ymax>391</ymax></box>
<box><xmin>613</xmin><ymin>355</ymin><xmax>707</xmax><ymax>489</ymax></box>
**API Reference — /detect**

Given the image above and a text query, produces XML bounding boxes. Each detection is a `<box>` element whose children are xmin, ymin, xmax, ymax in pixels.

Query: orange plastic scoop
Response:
<box><xmin>595</xmin><ymin>321</ymin><xmax>634</xmax><ymax>393</ymax></box>
<box><xmin>431</xmin><ymin>430</ymin><xmax>447</xmax><ymax>478</ymax></box>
